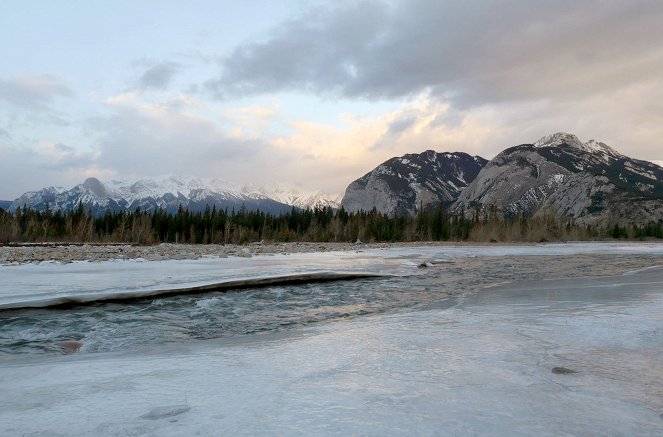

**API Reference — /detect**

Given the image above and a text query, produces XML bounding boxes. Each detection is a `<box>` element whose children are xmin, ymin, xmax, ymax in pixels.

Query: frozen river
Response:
<box><xmin>1</xmin><ymin>243</ymin><xmax>662</xmax><ymax>435</ymax></box>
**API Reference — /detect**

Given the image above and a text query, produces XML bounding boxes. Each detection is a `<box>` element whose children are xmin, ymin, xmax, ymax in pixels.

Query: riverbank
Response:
<box><xmin>0</xmin><ymin>241</ymin><xmax>500</xmax><ymax>264</ymax></box>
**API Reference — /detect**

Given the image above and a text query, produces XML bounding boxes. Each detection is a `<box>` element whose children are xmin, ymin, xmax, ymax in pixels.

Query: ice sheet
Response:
<box><xmin>2</xmin><ymin>242</ymin><xmax>663</xmax><ymax>309</ymax></box>
<box><xmin>0</xmin><ymin>251</ymin><xmax>398</xmax><ymax>309</ymax></box>
<box><xmin>1</xmin><ymin>262</ymin><xmax>662</xmax><ymax>435</ymax></box>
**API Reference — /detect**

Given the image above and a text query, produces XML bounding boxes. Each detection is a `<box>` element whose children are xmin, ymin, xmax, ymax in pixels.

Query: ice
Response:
<box><xmin>0</xmin><ymin>252</ymin><xmax>398</xmax><ymax>309</ymax></box>
<box><xmin>1</xmin><ymin>254</ymin><xmax>662</xmax><ymax>435</ymax></box>
<box><xmin>140</xmin><ymin>405</ymin><xmax>191</xmax><ymax>420</ymax></box>
<box><xmin>2</xmin><ymin>242</ymin><xmax>663</xmax><ymax>310</ymax></box>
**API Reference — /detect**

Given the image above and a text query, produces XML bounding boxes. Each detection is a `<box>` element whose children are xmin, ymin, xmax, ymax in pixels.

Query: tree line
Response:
<box><xmin>1</xmin><ymin>202</ymin><xmax>662</xmax><ymax>245</ymax></box>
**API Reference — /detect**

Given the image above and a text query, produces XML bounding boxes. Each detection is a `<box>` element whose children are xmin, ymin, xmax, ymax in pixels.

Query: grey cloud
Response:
<box><xmin>137</xmin><ymin>62</ymin><xmax>182</xmax><ymax>90</ymax></box>
<box><xmin>205</xmin><ymin>1</ymin><xmax>389</xmax><ymax>99</ymax></box>
<box><xmin>89</xmin><ymin>104</ymin><xmax>266</xmax><ymax>178</ymax></box>
<box><xmin>0</xmin><ymin>143</ymin><xmax>99</xmax><ymax>199</ymax></box>
<box><xmin>205</xmin><ymin>0</ymin><xmax>663</xmax><ymax>107</ymax></box>
<box><xmin>387</xmin><ymin>116</ymin><xmax>417</xmax><ymax>136</ymax></box>
<box><xmin>0</xmin><ymin>74</ymin><xmax>72</xmax><ymax>109</ymax></box>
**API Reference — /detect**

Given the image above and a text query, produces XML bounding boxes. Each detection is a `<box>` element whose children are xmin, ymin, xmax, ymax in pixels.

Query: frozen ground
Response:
<box><xmin>1</xmin><ymin>243</ymin><xmax>663</xmax><ymax>435</ymax></box>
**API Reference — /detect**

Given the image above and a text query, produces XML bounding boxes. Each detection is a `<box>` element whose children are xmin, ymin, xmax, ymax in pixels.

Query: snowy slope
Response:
<box><xmin>243</xmin><ymin>183</ymin><xmax>342</xmax><ymax>209</ymax></box>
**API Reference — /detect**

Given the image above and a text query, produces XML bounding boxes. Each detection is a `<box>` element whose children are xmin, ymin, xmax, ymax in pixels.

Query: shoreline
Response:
<box><xmin>0</xmin><ymin>241</ymin><xmax>507</xmax><ymax>265</ymax></box>
<box><xmin>1</xmin><ymin>240</ymin><xmax>661</xmax><ymax>265</ymax></box>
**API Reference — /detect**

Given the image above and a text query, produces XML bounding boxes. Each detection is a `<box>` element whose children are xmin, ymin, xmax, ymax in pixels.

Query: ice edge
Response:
<box><xmin>0</xmin><ymin>271</ymin><xmax>387</xmax><ymax>310</ymax></box>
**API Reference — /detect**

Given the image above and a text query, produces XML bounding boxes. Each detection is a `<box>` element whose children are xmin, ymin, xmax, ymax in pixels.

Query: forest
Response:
<box><xmin>1</xmin><ymin>202</ymin><xmax>662</xmax><ymax>245</ymax></box>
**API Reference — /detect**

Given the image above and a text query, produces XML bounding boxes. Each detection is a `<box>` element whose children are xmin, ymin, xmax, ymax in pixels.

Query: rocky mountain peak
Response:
<box><xmin>533</xmin><ymin>132</ymin><xmax>620</xmax><ymax>156</ymax></box>
<box><xmin>82</xmin><ymin>177</ymin><xmax>106</xmax><ymax>197</ymax></box>
<box><xmin>453</xmin><ymin>133</ymin><xmax>663</xmax><ymax>225</ymax></box>
<box><xmin>533</xmin><ymin>132</ymin><xmax>583</xmax><ymax>149</ymax></box>
<box><xmin>341</xmin><ymin>150</ymin><xmax>488</xmax><ymax>215</ymax></box>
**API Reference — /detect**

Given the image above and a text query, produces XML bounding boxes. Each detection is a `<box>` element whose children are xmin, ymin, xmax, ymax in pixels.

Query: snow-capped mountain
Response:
<box><xmin>9</xmin><ymin>176</ymin><xmax>341</xmax><ymax>215</ymax></box>
<box><xmin>452</xmin><ymin>132</ymin><xmax>663</xmax><ymax>225</ymax></box>
<box><xmin>240</xmin><ymin>184</ymin><xmax>342</xmax><ymax>210</ymax></box>
<box><xmin>341</xmin><ymin>150</ymin><xmax>488</xmax><ymax>215</ymax></box>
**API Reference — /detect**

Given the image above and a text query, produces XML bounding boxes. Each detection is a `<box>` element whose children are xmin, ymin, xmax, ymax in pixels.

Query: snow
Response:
<box><xmin>1</xmin><ymin>251</ymin><xmax>662</xmax><ymax>435</ymax></box>
<box><xmin>624</xmin><ymin>161</ymin><xmax>658</xmax><ymax>180</ymax></box>
<box><xmin>547</xmin><ymin>173</ymin><xmax>565</xmax><ymax>187</ymax></box>
<box><xmin>375</xmin><ymin>165</ymin><xmax>396</xmax><ymax>177</ymax></box>
<box><xmin>534</xmin><ymin>132</ymin><xmax>584</xmax><ymax>149</ymax></box>
<box><xmin>105</xmin><ymin>176</ymin><xmax>245</xmax><ymax>204</ymax></box>
<box><xmin>240</xmin><ymin>183</ymin><xmax>341</xmax><ymax>209</ymax></box>
<box><xmin>533</xmin><ymin>133</ymin><xmax>620</xmax><ymax>157</ymax></box>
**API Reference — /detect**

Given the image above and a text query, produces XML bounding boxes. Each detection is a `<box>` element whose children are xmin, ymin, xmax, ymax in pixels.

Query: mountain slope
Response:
<box><xmin>9</xmin><ymin>176</ymin><xmax>341</xmax><ymax>215</ymax></box>
<box><xmin>341</xmin><ymin>150</ymin><xmax>488</xmax><ymax>216</ymax></box>
<box><xmin>241</xmin><ymin>184</ymin><xmax>342</xmax><ymax>210</ymax></box>
<box><xmin>452</xmin><ymin>133</ymin><xmax>663</xmax><ymax>225</ymax></box>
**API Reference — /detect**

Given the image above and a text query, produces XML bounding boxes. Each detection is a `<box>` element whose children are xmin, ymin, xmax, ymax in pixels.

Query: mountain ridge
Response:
<box><xmin>341</xmin><ymin>150</ymin><xmax>488</xmax><ymax>215</ymax></box>
<box><xmin>340</xmin><ymin>132</ymin><xmax>662</xmax><ymax>226</ymax></box>
<box><xmin>452</xmin><ymin>132</ymin><xmax>663</xmax><ymax>225</ymax></box>
<box><xmin>9</xmin><ymin>176</ymin><xmax>341</xmax><ymax>215</ymax></box>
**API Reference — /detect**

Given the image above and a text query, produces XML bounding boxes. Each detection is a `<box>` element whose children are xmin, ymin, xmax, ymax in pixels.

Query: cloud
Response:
<box><xmin>205</xmin><ymin>0</ymin><xmax>663</xmax><ymax>107</ymax></box>
<box><xmin>386</xmin><ymin>116</ymin><xmax>417</xmax><ymax>137</ymax></box>
<box><xmin>136</xmin><ymin>61</ymin><xmax>182</xmax><ymax>90</ymax></box>
<box><xmin>89</xmin><ymin>93</ymin><xmax>269</xmax><ymax>179</ymax></box>
<box><xmin>268</xmin><ymin>96</ymin><xmax>501</xmax><ymax>190</ymax></box>
<box><xmin>0</xmin><ymin>74</ymin><xmax>72</xmax><ymax>109</ymax></box>
<box><xmin>37</xmin><ymin>142</ymin><xmax>97</xmax><ymax>170</ymax></box>
<box><xmin>198</xmin><ymin>0</ymin><xmax>663</xmax><ymax>175</ymax></box>
<box><xmin>0</xmin><ymin>143</ymin><xmax>107</xmax><ymax>199</ymax></box>
<box><xmin>85</xmin><ymin>92</ymin><xmax>486</xmax><ymax>193</ymax></box>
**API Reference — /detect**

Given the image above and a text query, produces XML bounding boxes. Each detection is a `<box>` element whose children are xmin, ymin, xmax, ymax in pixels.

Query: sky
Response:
<box><xmin>1</xmin><ymin>0</ymin><xmax>663</xmax><ymax>199</ymax></box>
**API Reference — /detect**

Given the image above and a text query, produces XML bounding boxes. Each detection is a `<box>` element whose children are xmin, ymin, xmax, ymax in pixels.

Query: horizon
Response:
<box><xmin>2</xmin><ymin>1</ymin><xmax>663</xmax><ymax>199</ymax></box>
<box><xmin>3</xmin><ymin>131</ymin><xmax>663</xmax><ymax>201</ymax></box>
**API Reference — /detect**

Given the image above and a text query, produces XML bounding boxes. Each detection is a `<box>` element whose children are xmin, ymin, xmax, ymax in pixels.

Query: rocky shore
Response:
<box><xmin>0</xmin><ymin>241</ymin><xmax>431</xmax><ymax>265</ymax></box>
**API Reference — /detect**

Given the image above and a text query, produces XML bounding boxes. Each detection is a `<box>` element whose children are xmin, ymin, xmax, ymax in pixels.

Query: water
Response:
<box><xmin>1</xmin><ymin>252</ymin><xmax>660</xmax><ymax>356</ymax></box>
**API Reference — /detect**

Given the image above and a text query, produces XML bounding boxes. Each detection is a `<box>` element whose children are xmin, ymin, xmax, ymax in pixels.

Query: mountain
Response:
<box><xmin>452</xmin><ymin>132</ymin><xmax>663</xmax><ymax>225</ymax></box>
<box><xmin>240</xmin><ymin>184</ymin><xmax>342</xmax><ymax>210</ymax></box>
<box><xmin>9</xmin><ymin>176</ymin><xmax>341</xmax><ymax>215</ymax></box>
<box><xmin>0</xmin><ymin>200</ymin><xmax>11</xmax><ymax>210</ymax></box>
<box><xmin>341</xmin><ymin>150</ymin><xmax>488</xmax><ymax>215</ymax></box>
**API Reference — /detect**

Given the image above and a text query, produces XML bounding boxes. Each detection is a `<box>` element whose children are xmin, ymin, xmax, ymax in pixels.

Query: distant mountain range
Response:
<box><xmin>341</xmin><ymin>132</ymin><xmax>663</xmax><ymax>225</ymax></box>
<box><xmin>6</xmin><ymin>132</ymin><xmax>663</xmax><ymax>226</ymax></box>
<box><xmin>0</xmin><ymin>200</ymin><xmax>11</xmax><ymax>210</ymax></box>
<box><xmin>8</xmin><ymin>176</ymin><xmax>341</xmax><ymax>215</ymax></box>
